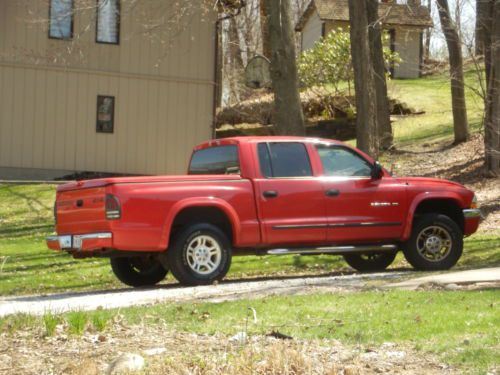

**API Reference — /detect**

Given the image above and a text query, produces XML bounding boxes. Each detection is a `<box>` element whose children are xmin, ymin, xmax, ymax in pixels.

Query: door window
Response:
<box><xmin>316</xmin><ymin>145</ymin><xmax>372</xmax><ymax>177</ymax></box>
<box><xmin>258</xmin><ymin>142</ymin><xmax>312</xmax><ymax>178</ymax></box>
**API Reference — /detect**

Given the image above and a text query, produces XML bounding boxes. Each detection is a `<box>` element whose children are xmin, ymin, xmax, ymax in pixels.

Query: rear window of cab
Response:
<box><xmin>188</xmin><ymin>145</ymin><xmax>240</xmax><ymax>175</ymax></box>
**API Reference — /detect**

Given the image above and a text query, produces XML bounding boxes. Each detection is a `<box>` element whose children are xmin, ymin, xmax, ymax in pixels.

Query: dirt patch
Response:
<box><xmin>388</xmin><ymin>134</ymin><xmax>500</xmax><ymax>232</ymax></box>
<box><xmin>0</xmin><ymin>325</ymin><xmax>455</xmax><ymax>375</ymax></box>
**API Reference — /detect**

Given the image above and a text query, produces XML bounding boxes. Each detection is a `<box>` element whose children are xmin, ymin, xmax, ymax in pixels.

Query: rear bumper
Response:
<box><xmin>463</xmin><ymin>208</ymin><xmax>482</xmax><ymax>235</ymax></box>
<box><xmin>47</xmin><ymin>232</ymin><xmax>113</xmax><ymax>251</ymax></box>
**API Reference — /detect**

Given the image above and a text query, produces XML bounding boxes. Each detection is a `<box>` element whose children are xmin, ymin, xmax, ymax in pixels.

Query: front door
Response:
<box><xmin>314</xmin><ymin>144</ymin><xmax>407</xmax><ymax>243</ymax></box>
<box><xmin>254</xmin><ymin>142</ymin><xmax>327</xmax><ymax>246</ymax></box>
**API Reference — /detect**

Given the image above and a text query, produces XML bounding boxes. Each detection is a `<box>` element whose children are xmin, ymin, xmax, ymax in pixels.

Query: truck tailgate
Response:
<box><xmin>56</xmin><ymin>187</ymin><xmax>110</xmax><ymax>234</ymax></box>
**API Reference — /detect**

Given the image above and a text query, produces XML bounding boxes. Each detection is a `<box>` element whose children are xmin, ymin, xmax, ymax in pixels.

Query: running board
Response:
<box><xmin>267</xmin><ymin>244</ymin><xmax>397</xmax><ymax>256</ymax></box>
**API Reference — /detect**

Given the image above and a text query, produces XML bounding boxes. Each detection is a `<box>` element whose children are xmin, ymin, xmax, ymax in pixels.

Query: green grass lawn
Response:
<box><xmin>1</xmin><ymin>290</ymin><xmax>498</xmax><ymax>374</ymax></box>
<box><xmin>388</xmin><ymin>68</ymin><xmax>485</xmax><ymax>147</ymax></box>
<box><xmin>0</xmin><ymin>183</ymin><xmax>499</xmax><ymax>296</ymax></box>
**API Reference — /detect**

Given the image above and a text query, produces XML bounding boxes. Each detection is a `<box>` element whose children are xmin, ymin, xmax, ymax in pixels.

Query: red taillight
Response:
<box><xmin>105</xmin><ymin>194</ymin><xmax>121</xmax><ymax>220</ymax></box>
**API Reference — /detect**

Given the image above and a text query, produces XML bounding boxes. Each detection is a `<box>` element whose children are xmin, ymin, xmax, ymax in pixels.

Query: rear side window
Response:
<box><xmin>189</xmin><ymin>145</ymin><xmax>240</xmax><ymax>175</ymax></box>
<box><xmin>258</xmin><ymin>142</ymin><xmax>312</xmax><ymax>178</ymax></box>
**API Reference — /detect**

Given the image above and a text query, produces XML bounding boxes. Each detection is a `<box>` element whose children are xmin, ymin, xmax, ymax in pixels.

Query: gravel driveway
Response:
<box><xmin>0</xmin><ymin>271</ymin><xmax>411</xmax><ymax>317</ymax></box>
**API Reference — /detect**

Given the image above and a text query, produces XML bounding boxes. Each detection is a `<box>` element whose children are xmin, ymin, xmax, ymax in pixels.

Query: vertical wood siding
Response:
<box><xmin>301</xmin><ymin>11</ymin><xmax>323</xmax><ymax>51</ymax></box>
<box><xmin>393</xmin><ymin>28</ymin><xmax>422</xmax><ymax>79</ymax></box>
<box><xmin>0</xmin><ymin>0</ymin><xmax>216</xmax><ymax>175</ymax></box>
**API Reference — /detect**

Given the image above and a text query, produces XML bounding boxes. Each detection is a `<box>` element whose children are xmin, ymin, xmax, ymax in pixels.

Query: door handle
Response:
<box><xmin>263</xmin><ymin>190</ymin><xmax>279</xmax><ymax>198</ymax></box>
<box><xmin>325</xmin><ymin>189</ymin><xmax>340</xmax><ymax>197</ymax></box>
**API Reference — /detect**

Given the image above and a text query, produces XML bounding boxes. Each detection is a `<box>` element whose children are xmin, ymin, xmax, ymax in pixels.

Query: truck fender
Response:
<box><xmin>159</xmin><ymin>197</ymin><xmax>241</xmax><ymax>249</ymax></box>
<box><xmin>402</xmin><ymin>192</ymin><xmax>464</xmax><ymax>241</ymax></box>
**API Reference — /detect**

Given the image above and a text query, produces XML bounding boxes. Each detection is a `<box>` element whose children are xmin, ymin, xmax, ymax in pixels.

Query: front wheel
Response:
<box><xmin>110</xmin><ymin>256</ymin><xmax>168</xmax><ymax>287</ymax></box>
<box><xmin>167</xmin><ymin>223</ymin><xmax>232</xmax><ymax>286</ymax></box>
<box><xmin>402</xmin><ymin>214</ymin><xmax>463</xmax><ymax>271</ymax></box>
<box><xmin>343</xmin><ymin>252</ymin><xmax>397</xmax><ymax>272</ymax></box>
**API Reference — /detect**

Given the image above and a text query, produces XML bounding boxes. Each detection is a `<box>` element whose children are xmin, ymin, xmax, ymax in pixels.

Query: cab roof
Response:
<box><xmin>194</xmin><ymin>136</ymin><xmax>344</xmax><ymax>150</ymax></box>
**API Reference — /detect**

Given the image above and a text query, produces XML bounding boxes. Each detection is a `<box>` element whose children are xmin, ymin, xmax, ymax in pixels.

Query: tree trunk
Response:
<box><xmin>348</xmin><ymin>0</ymin><xmax>379</xmax><ymax>158</ymax></box>
<box><xmin>215</xmin><ymin>21</ymin><xmax>223</xmax><ymax>109</ymax></box>
<box><xmin>475</xmin><ymin>0</ymin><xmax>490</xmax><ymax>55</ymax></box>
<box><xmin>484</xmin><ymin>0</ymin><xmax>500</xmax><ymax>175</ymax></box>
<box><xmin>225</xmin><ymin>17</ymin><xmax>244</xmax><ymax>105</ymax></box>
<box><xmin>436</xmin><ymin>0</ymin><xmax>469</xmax><ymax>144</ymax></box>
<box><xmin>260</xmin><ymin>0</ymin><xmax>271</xmax><ymax>58</ymax></box>
<box><xmin>367</xmin><ymin>0</ymin><xmax>393</xmax><ymax>150</ymax></box>
<box><xmin>265</xmin><ymin>0</ymin><xmax>305</xmax><ymax>135</ymax></box>
<box><xmin>423</xmin><ymin>0</ymin><xmax>432</xmax><ymax>61</ymax></box>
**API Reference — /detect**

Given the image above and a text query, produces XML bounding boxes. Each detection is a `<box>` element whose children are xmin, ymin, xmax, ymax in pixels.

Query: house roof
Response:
<box><xmin>296</xmin><ymin>0</ymin><xmax>433</xmax><ymax>31</ymax></box>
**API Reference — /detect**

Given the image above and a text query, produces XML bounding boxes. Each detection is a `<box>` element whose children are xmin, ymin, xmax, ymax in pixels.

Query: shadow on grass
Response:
<box><xmin>0</xmin><ymin>224</ymin><xmax>53</xmax><ymax>239</ymax></box>
<box><xmin>1</xmin><ymin>260</ymin><xmax>82</xmax><ymax>274</ymax></box>
<box><xmin>0</xmin><ymin>185</ymin><xmax>52</xmax><ymax>213</ymax></box>
<box><xmin>395</xmin><ymin>119</ymin><xmax>483</xmax><ymax>148</ymax></box>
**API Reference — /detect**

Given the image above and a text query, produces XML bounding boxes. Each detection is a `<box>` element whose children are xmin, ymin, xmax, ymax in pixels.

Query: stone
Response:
<box><xmin>343</xmin><ymin>365</ymin><xmax>360</xmax><ymax>375</ymax></box>
<box><xmin>106</xmin><ymin>353</ymin><xmax>145</xmax><ymax>375</ymax></box>
<box><xmin>143</xmin><ymin>347</ymin><xmax>167</xmax><ymax>356</ymax></box>
<box><xmin>445</xmin><ymin>283</ymin><xmax>460</xmax><ymax>290</ymax></box>
<box><xmin>229</xmin><ymin>331</ymin><xmax>247</xmax><ymax>344</ymax></box>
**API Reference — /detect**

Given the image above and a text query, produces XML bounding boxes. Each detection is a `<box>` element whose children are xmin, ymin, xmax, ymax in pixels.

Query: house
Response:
<box><xmin>0</xmin><ymin>0</ymin><xmax>217</xmax><ymax>179</ymax></box>
<box><xmin>295</xmin><ymin>0</ymin><xmax>433</xmax><ymax>79</ymax></box>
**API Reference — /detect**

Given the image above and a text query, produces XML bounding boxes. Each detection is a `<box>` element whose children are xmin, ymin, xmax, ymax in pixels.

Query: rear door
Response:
<box><xmin>314</xmin><ymin>144</ymin><xmax>406</xmax><ymax>243</ymax></box>
<box><xmin>254</xmin><ymin>142</ymin><xmax>327</xmax><ymax>246</ymax></box>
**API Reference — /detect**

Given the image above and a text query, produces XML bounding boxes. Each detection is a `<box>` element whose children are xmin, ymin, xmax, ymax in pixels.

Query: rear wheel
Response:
<box><xmin>343</xmin><ymin>252</ymin><xmax>397</xmax><ymax>272</ymax></box>
<box><xmin>402</xmin><ymin>214</ymin><xmax>463</xmax><ymax>270</ymax></box>
<box><xmin>110</xmin><ymin>256</ymin><xmax>168</xmax><ymax>287</ymax></box>
<box><xmin>167</xmin><ymin>223</ymin><xmax>232</xmax><ymax>286</ymax></box>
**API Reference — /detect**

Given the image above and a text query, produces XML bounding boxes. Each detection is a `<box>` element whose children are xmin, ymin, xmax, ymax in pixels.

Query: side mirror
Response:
<box><xmin>371</xmin><ymin>161</ymin><xmax>383</xmax><ymax>180</ymax></box>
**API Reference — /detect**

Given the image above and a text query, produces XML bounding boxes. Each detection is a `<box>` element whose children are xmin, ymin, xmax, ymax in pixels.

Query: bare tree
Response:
<box><xmin>348</xmin><ymin>0</ymin><xmax>379</xmax><ymax>158</ymax></box>
<box><xmin>436</xmin><ymin>0</ymin><xmax>470</xmax><ymax>144</ymax></box>
<box><xmin>475</xmin><ymin>0</ymin><xmax>490</xmax><ymax>55</ymax></box>
<box><xmin>480</xmin><ymin>0</ymin><xmax>500</xmax><ymax>175</ymax></box>
<box><xmin>423</xmin><ymin>0</ymin><xmax>432</xmax><ymax>61</ymax></box>
<box><xmin>223</xmin><ymin>17</ymin><xmax>245</xmax><ymax>105</ymax></box>
<box><xmin>260</xmin><ymin>0</ymin><xmax>271</xmax><ymax>58</ymax></box>
<box><xmin>367</xmin><ymin>0</ymin><xmax>393</xmax><ymax>150</ymax></box>
<box><xmin>265</xmin><ymin>0</ymin><xmax>305</xmax><ymax>135</ymax></box>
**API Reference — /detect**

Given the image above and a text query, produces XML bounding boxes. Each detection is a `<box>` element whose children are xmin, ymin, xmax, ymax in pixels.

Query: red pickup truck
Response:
<box><xmin>47</xmin><ymin>136</ymin><xmax>481</xmax><ymax>287</ymax></box>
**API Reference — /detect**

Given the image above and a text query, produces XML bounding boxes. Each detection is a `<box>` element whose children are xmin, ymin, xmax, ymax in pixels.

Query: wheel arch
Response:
<box><xmin>159</xmin><ymin>198</ymin><xmax>241</xmax><ymax>250</ymax></box>
<box><xmin>403</xmin><ymin>193</ymin><xmax>465</xmax><ymax>240</ymax></box>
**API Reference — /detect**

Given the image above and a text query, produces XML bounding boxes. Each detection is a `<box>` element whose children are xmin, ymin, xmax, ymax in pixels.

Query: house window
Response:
<box><xmin>49</xmin><ymin>0</ymin><xmax>73</xmax><ymax>40</ymax></box>
<box><xmin>96</xmin><ymin>96</ymin><xmax>115</xmax><ymax>133</ymax></box>
<box><xmin>96</xmin><ymin>0</ymin><xmax>120</xmax><ymax>44</ymax></box>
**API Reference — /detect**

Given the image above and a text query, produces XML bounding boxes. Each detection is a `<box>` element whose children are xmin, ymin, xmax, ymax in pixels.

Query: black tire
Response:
<box><xmin>343</xmin><ymin>252</ymin><xmax>397</xmax><ymax>272</ymax></box>
<box><xmin>167</xmin><ymin>223</ymin><xmax>232</xmax><ymax>286</ymax></box>
<box><xmin>402</xmin><ymin>214</ymin><xmax>463</xmax><ymax>271</ymax></box>
<box><xmin>110</xmin><ymin>256</ymin><xmax>168</xmax><ymax>287</ymax></box>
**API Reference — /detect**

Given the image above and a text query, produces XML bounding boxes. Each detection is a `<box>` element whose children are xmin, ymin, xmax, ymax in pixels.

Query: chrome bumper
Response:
<box><xmin>47</xmin><ymin>232</ymin><xmax>112</xmax><ymax>250</ymax></box>
<box><xmin>463</xmin><ymin>208</ymin><xmax>482</xmax><ymax>219</ymax></box>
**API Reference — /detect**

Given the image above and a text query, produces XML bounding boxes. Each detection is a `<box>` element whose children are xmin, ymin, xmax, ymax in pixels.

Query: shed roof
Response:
<box><xmin>296</xmin><ymin>0</ymin><xmax>433</xmax><ymax>31</ymax></box>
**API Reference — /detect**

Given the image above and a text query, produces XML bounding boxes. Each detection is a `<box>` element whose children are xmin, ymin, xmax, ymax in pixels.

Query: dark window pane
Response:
<box><xmin>189</xmin><ymin>146</ymin><xmax>240</xmax><ymax>175</ymax></box>
<box><xmin>258</xmin><ymin>143</ymin><xmax>272</xmax><ymax>177</ymax></box>
<box><xmin>268</xmin><ymin>143</ymin><xmax>312</xmax><ymax>177</ymax></box>
<box><xmin>49</xmin><ymin>0</ymin><xmax>73</xmax><ymax>39</ymax></box>
<box><xmin>97</xmin><ymin>0</ymin><xmax>120</xmax><ymax>44</ymax></box>
<box><xmin>96</xmin><ymin>96</ymin><xmax>115</xmax><ymax>133</ymax></box>
<box><xmin>316</xmin><ymin>145</ymin><xmax>372</xmax><ymax>177</ymax></box>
